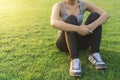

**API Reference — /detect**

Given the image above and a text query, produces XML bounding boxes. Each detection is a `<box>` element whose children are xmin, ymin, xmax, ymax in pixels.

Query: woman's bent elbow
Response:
<box><xmin>51</xmin><ymin>20</ymin><xmax>57</xmax><ymax>29</ymax></box>
<box><xmin>51</xmin><ymin>20</ymin><xmax>55</xmax><ymax>27</ymax></box>
<box><xmin>104</xmin><ymin>12</ymin><xmax>110</xmax><ymax>19</ymax></box>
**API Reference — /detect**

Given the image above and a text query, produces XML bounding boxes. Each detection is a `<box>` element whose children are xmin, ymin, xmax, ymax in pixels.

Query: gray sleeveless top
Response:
<box><xmin>61</xmin><ymin>0</ymin><xmax>84</xmax><ymax>25</ymax></box>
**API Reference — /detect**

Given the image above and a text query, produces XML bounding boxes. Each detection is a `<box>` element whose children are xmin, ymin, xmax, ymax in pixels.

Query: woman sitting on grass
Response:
<box><xmin>51</xmin><ymin>0</ymin><xmax>109</xmax><ymax>77</ymax></box>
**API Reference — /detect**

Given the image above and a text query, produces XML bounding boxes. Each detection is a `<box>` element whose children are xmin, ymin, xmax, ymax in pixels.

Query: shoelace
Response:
<box><xmin>94</xmin><ymin>53</ymin><xmax>103</xmax><ymax>61</ymax></box>
<box><xmin>72</xmin><ymin>59</ymin><xmax>80</xmax><ymax>69</ymax></box>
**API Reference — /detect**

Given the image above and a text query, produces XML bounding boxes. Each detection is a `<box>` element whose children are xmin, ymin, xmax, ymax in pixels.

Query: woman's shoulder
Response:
<box><xmin>52</xmin><ymin>2</ymin><xmax>64</xmax><ymax>13</ymax></box>
<box><xmin>82</xmin><ymin>0</ymin><xmax>90</xmax><ymax>10</ymax></box>
<box><xmin>52</xmin><ymin>2</ymin><xmax>63</xmax><ymax>8</ymax></box>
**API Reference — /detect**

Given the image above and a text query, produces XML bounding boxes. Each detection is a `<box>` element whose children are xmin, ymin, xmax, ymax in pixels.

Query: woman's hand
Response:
<box><xmin>86</xmin><ymin>25</ymin><xmax>94</xmax><ymax>32</ymax></box>
<box><xmin>76</xmin><ymin>25</ymin><xmax>92</xmax><ymax>36</ymax></box>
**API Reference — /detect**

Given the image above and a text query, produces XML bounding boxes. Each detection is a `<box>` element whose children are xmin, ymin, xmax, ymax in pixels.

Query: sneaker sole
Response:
<box><xmin>95</xmin><ymin>66</ymin><xmax>107</xmax><ymax>70</ymax></box>
<box><xmin>70</xmin><ymin>72</ymin><xmax>82</xmax><ymax>77</ymax></box>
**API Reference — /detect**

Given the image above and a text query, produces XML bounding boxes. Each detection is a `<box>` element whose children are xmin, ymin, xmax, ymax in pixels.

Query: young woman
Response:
<box><xmin>51</xmin><ymin>0</ymin><xmax>109</xmax><ymax>77</ymax></box>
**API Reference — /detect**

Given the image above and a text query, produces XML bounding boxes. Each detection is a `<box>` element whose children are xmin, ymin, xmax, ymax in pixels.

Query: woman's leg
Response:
<box><xmin>85</xmin><ymin>12</ymin><xmax>102</xmax><ymax>53</ymax></box>
<box><xmin>85</xmin><ymin>12</ymin><xmax>107</xmax><ymax>69</ymax></box>
<box><xmin>56</xmin><ymin>15</ymin><xmax>82</xmax><ymax>76</ymax></box>
<box><xmin>56</xmin><ymin>15</ymin><xmax>80</xmax><ymax>59</ymax></box>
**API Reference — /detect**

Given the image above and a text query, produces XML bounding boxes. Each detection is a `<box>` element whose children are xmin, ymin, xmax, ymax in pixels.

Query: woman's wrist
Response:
<box><xmin>74</xmin><ymin>25</ymin><xmax>80</xmax><ymax>32</ymax></box>
<box><xmin>87</xmin><ymin>25</ymin><xmax>93</xmax><ymax>32</ymax></box>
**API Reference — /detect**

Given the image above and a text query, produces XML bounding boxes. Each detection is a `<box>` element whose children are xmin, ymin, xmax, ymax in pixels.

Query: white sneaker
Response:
<box><xmin>88</xmin><ymin>53</ymin><xmax>107</xmax><ymax>69</ymax></box>
<box><xmin>69</xmin><ymin>58</ymin><xmax>82</xmax><ymax>77</ymax></box>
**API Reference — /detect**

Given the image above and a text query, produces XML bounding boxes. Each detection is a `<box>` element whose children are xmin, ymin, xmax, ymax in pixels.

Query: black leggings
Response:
<box><xmin>56</xmin><ymin>13</ymin><xmax>102</xmax><ymax>59</ymax></box>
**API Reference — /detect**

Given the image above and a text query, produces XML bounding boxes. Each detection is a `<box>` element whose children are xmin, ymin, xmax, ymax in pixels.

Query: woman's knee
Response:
<box><xmin>65</xmin><ymin>15</ymin><xmax>78</xmax><ymax>25</ymax></box>
<box><xmin>85</xmin><ymin>12</ymin><xmax>100</xmax><ymax>25</ymax></box>
<box><xmin>89</xmin><ymin>12</ymin><xmax>100</xmax><ymax>21</ymax></box>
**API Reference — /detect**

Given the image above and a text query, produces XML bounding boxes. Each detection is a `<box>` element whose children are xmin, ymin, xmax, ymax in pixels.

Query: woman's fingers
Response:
<box><xmin>77</xmin><ymin>27</ymin><xmax>92</xmax><ymax>36</ymax></box>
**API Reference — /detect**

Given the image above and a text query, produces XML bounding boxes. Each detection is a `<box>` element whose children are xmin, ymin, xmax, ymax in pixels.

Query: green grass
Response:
<box><xmin>0</xmin><ymin>0</ymin><xmax>120</xmax><ymax>80</ymax></box>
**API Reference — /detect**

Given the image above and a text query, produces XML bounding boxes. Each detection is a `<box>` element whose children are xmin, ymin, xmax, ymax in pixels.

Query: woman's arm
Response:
<box><xmin>51</xmin><ymin>2</ymin><xmax>91</xmax><ymax>36</ymax></box>
<box><xmin>51</xmin><ymin>2</ymin><xmax>79</xmax><ymax>32</ymax></box>
<box><xmin>83</xmin><ymin>0</ymin><xmax>109</xmax><ymax>31</ymax></box>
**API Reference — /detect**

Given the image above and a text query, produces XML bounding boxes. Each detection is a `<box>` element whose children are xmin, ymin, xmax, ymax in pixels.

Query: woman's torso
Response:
<box><xmin>58</xmin><ymin>0</ymin><xmax>85</xmax><ymax>36</ymax></box>
<box><xmin>60</xmin><ymin>0</ymin><xmax>84</xmax><ymax>25</ymax></box>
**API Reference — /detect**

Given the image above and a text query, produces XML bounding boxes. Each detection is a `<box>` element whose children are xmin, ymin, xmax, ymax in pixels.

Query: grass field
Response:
<box><xmin>0</xmin><ymin>0</ymin><xmax>120</xmax><ymax>80</ymax></box>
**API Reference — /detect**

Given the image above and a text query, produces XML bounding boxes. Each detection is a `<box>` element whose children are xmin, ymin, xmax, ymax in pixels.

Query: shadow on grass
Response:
<box><xmin>79</xmin><ymin>49</ymin><xmax>120</xmax><ymax>80</ymax></box>
<box><xmin>55</xmin><ymin>48</ymin><xmax>120</xmax><ymax>80</ymax></box>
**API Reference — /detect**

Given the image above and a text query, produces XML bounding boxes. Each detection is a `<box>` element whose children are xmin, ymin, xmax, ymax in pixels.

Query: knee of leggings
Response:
<box><xmin>65</xmin><ymin>15</ymin><xmax>78</xmax><ymax>25</ymax></box>
<box><xmin>90</xmin><ymin>12</ymin><xmax>100</xmax><ymax>19</ymax></box>
<box><xmin>66</xmin><ymin>15</ymin><xmax>76</xmax><ymax>19</ymax></box>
